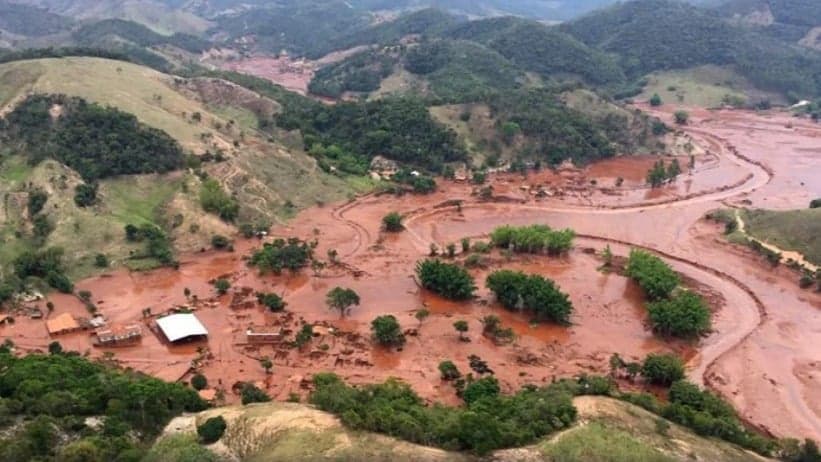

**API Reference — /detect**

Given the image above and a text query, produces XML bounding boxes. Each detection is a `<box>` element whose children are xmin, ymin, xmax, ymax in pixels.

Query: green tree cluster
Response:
<box><xmin>256</xmin><ymin>292</ymin><xmax>286</xmax><ymax>312</ymax></box>
<box><xmin>640</xmin><ymin>353</ymin><xmax>685</xmax><ymax>386</ymax></box>
<box><xmin>415</xmin><ymin>259</ymin><xmax>476</xmax><ymax>300</ymax></box>
<box><xmin>489</xmin><ymin>224</ymin><xmax>575</xmax><ymax>255</ymax></box>
<box><xmin>123</xmin><ymin>223</ymin><xmax>175</xmax><ymax>266</ymax></box>
<box><xmin>196</xmin><ymin>416</ymin><xmax>227</xmax><ymax>444</ymax></box>
<box><xmin>249</xmin><ymin>238</ymin><xmax>313</xmax><ymax>275</ymax></box>
<box><xmin>12</xmin><ymin>247</ymin><xmax>73</xmax><ymax>293</ymax></box>
<box><xmin>647</xmin><ymin>291</ymin><xmax>711</xmax><ymax>338</ymax></box>
<box><xmin>309</xmin><ymin>373</ymin><xmax>577</xmax><ymax>455</ymax></box>
<box><xmin>625</xmin><ymin>249</ymin><xmax>680</xmax><ymax>300</ymax></box>
<box><xmin>4</xmin><ymin>94</ymin><xmax>183</xmax><ymax>182</ymax></box>
<box><xmin>326</xmin><ymin>287</ymin><xmax>360</xmax><ymax>317</ymax></box>
<box><xmin>486</xmin><ymin>270</ymin><xmax>573</xmax><ymax>324</ymax></box>
<box><xmin>382</xmin><ymin>212</ymin><xmax>404</xmax><ymax>232</ymax></box>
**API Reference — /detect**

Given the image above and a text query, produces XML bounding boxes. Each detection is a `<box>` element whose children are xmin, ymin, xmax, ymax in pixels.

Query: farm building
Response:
<box><xmin>156</xmin><ymin>313</ymin><xmax>208</xmax><ymax>343</ymax></box>
<box><xmin>46</xmin><ymin>313</ymin><xmax>81</xmax><ymax>336</ymax></box>
<box><xmin>246</xmin><ymin>326</ymin><xmax>284</xmax><ymax>344</ymax></box>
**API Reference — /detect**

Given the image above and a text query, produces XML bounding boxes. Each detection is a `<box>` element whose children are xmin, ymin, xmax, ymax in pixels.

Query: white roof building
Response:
<box><xmin>156</xmin><ymin>313</ymin><xmax>208</xmax><ymax>342</ymax></box>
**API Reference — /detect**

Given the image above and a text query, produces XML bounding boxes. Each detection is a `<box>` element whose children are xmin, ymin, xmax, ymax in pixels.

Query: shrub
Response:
<box><xmin>200</xmin><ymin>179</ymin><xmax>239</xmax><ymax>222</ymax></box>
<box><xmin>486</xmin><ymin>270</ymin><xmax>573</xmax><ymax>324</ymax></box>
<box><xmin>416</xmin><ymin>259</ymin><xmax>476</xmax><ymax>300</ymax></box>
<box><xmin>240</xmin><ymin>383</ymin><xmax>271</xmax><ymax>405</ymax></box>
<box><xmin>641</xmin><ymin>354</ymin><xmax>685</xmax><ymax>386</ymax></box>
<box><xmin>649</xmin><ymin>93</ymin><xmax>662</xmax><ymax>106</ymax></box>
<box><xmin>211</xmin><ymin>235</ymin><xmax>231</xmax><ymax>250</ymax></box>
<box><xmin>190</xmin><ymin>373</ymin><xmax>207</xmax><ymax>391</ymax></box>
<box><xmin>94</xmin><ymin>254</ymin><xmax>109</xmax><ymax>268</ymax></box>
<box><xmin>73</xmin><ymin>183</ymin><xmax>98</xmax><ymax>207</ymax></box>
<box><xmin>257</xmin><ymin>292</ymin><xmax>286</xmax><ymax>312</ymax></box>
<box><xmin>462</xmin><ymin>376</ymin><xmax>500</xmax><ymax>404</ymax></box>
<box><xmin>213</xmin><ymin>278</ymin><xmax>230</xmax><ymax>295</ymax></box>
<box><xmin>810</xmin><ymin>198</ymin><xmax>821</xmax><ymax>209</ymax></box>
<box><xmin>27</xmin><ymin>189</ymin><xmax>48</xmax><ymax>216</ymax></box>
<box><xmin>371</xmin><ymin>315</ymin><xmax>405</xmax><ymax>347</ymax></box>
<box><xmin>197</xmin><ymin>416</ymin><xmax>227</xmax><ymax>444</ymax></box>
<box><xmin>382</xmin><ymin>212</ymin><xmax>404</xmax><ymax>232</ymax></box>
<box><xmin>438</xmin><ymin>360</ymin><xmax>461</xmax><ymax>380</ymax></box>
<box><xmin>674</xmin><ymin>110</ymin><xmax>689</xmax><ymax>125</ymax></box>
<box><xmin>625</xmin><ymin>249</ymin><xmax>680</xmax><ymax>300</ymax></box>
<box><xmin>647</xmin><ymin>291</ymin><xmax>711</xmax><ymax>338</ymax></box>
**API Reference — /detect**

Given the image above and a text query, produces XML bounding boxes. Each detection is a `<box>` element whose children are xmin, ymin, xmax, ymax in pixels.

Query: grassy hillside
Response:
<box><xmin>156</xmin><ymin>396</ymin><xmax>771</xmax><ymax>462</ymax></box>
<box><xmin>741</xmin><ymin>208</ymin><xmax>821</xmax><ymax>265</ymax></box>
<box><xmin>0</xmin><ymin>57</ymin><xmax>353</xmax><ymax>277</ymax></box>
<box><xmin>0</xmin><ymin>0</ymin><xmax>73</xmax><ymax>37</ymax></box>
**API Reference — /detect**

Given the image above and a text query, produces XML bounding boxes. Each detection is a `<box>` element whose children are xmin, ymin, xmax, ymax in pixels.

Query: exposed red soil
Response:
<box><xmin>2</xmin><ymin>106</ymin><xmax>819</xmax><ymax>441</ymax></box>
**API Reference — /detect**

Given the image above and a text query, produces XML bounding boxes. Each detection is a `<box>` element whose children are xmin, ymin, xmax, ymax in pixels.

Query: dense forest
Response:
<box><xmin>0</xmin><ymin>0</ymin><xmax>73</xmax><ymax>36</ymax></box>
<box><xmin>2</xmin><ymin>94</ymin><xmax>184</xmax><ymax>181</ymax></box>
<box><xmin>0</xmin><ymin>346</ymin><xmax>206</xmax><ymax>461</ymax></box>
<box><xmin>72</xmin><ymin>19</ymin><xmax>211</xmax><ymax>54</ymax></box>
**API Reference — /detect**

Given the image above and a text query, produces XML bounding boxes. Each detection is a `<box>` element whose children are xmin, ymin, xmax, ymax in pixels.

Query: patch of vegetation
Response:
<box><xmin>326</xmin><ymin>287</ymin><xmax>360</xmax><ymax>317</ymax></box>
<box><xmin>641</xmin><ymin>353</ymin><xmax>685</xmax><ymax>386</ymax></box>
<box><xmin>124</xmin><ymin>223</ymin><xmax>175</xmax><ymax>267</ymax></box>
<box><xmin>741</xmin><ymin>208</ymin><xmax>821</xmax><ymax>266</ymax></box>
<box><xmin>647</xmin><ymin>291</ymin><xmax>711</xmax><ymax>338</ymax></box>
<box><xmin>371</xmin><ymin>315</ymin><xmax>405</xmax><ymax>347</ymax></box>
<box><xmin>0</xmin><ymin>347</ymin><xmax>206</xmax><ymax>460</ymax></box>
<box><xmin>486</xmin><ymin>270</ymin><xmax>573</xmax><ymax>324</ymax></box>
<box><xmin>309</xmin><ymin>372</ymin><xmax>577</xmax><ymax>455</ymax></box>
<box><xmin>72</xmin><ymin>19</ymin><xmax>211</xmax><ymax>54</ymax></box>
<box><xmin>12</xmin><ymin>247</ymin><xmax>73</xmax><ymax>293</ymax></box>
<box><xmin>144</xmin><ymin>434</ymin><xmax>219</xmax><ymax>462</ymax></box>
<box><xmin>489</xmin><ymin>224</ymin><xmax>575</xmax><ymax>255</ymax></box>
<box><xmin>257</xmin><ymin>292</ymin><xmax>286</xmax><ymax>312</ymax></box>
<box><xmin>3</xmin><ymin>94</ymin><xmax>184</xmax><ymax>182</ymax></box>
<box><xmin>382</xmin><ymin>212</ymin><xmax>404</xmax><ymax>232</ymax></box>
<box><xmin>416</xmin><ymin>259</ymin><xmax>476</xmax><ymax>300</ymax></box>
<box><xmin>541</xmin><ymin>421</ymin><xmax>675</xmax><ymax>462</ymax></box>
<box><xmin>625</xmin><ymin>249</ymin><xmax>680</xmax><ymax>301</ymax></box>
<box><xmin>197</xmin><ymin>416</ymin><xmax>227</xmax><ymax>444</ymax></box>
<box><xmin>309</xmin><ymin>49</ymin><xmax>397</xmax><ymax>98</ymax></box>
<box><xmin>199</xmin><ymin>179</ymin><xmax>239</xmax><ymax>222</ymax></box>
<box><xmin>250</xmin><ymin>238</ymin><xmax>314</xmax><ymax>275</ymax></box>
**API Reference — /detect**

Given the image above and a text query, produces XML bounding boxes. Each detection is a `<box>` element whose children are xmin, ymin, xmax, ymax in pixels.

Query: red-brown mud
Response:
<box><xmin>2</xmin><ymin>106</ymin><xmax>819</xmax><ymax>440</ymax></box>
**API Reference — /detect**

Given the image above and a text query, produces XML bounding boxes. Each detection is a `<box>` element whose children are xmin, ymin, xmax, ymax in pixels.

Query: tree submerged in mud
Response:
<box><xmin>486</xmin><ymin>270</ymin><xmax>573</xmax><ymax>325</ymax></box>
<box><xmin>489</xmin><ymin>225</ymin><xmax>575</xmax><ymax>255</ymax></box>
<box><xmin>371</xmin><ymin>315</ymin><xmax>405</xmax><ymax>347</ymax></box>
<box><xmin>326</xmin><ymin>287</ymin><xmax>360</xmax><ymax>317</ymax></box>
<box><xmin>416</xmin><ymin>259</ymin><xmax>476</xmax><ymax>300</ymax></box>
<box><xmin>249</xmin><ymin>238</ymin><xmax>313</xmax><ymax>275</ymax></box>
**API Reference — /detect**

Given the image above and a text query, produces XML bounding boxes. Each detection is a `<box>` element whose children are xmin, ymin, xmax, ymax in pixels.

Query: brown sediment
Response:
<box><xmin>2</xmin><ymin>106</ymin><xmax>819</xmax><ymax>441</ymax></box>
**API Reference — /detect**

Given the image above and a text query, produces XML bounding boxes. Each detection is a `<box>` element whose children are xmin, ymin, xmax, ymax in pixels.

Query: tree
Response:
<box><xmin>438</xmin><ymin>360</ymin><xmax>461</xmax><ymax>380</ymax></box>
<box><xmin>674</xmin><ymin>110</ymin><xmax>689</xmax><ymax>125</ymax></box>
<box><xmin>625</xmin><ymin>249</ymin><xmax>680</xmax><ymax>300</ymax></box>
<box><xmin>94</xmin><ymin>254</ymin><xmax>109</xmax><ymax>268</ymax></box>
<box><xmin>371</xmin><ymin>315</ymin><xmax>405</xmax><ymax>347</ymax></box>
<box><xmin>260</xmin><ymin>357</ymin><xmax>273</xmax><ymax>375</ymax></box>
<box><xmin>446</xmin><ymin>243</ymin><xmax>457</xmax><ymax>258</ymax></box>
<box><xmin>453</xmin><ymin>320</ymin><xmax>469</xmax><ymax>341</ymax></box>
<box><xmin>326</xmin><ymin>287</ymin><xmax>360</xmax><ymax>317</ymax></box>
<box><xmin>27</xmin><ymin>189</ymin><xmax>48</xmax><ymax>216</ymax></box>
<box><xmin>211</xmin><ymin>235</ymin><xmax>231</xmax><ymax>249</ymax></box>
<box><xmin>416</xmin><ymin>259</ymin><xmax>476</xmax><ymax>300</ymax></box>
<box><xmin>191</xmin><ymin>373</ymin><xmax>208</xmax><ymax>391</ymax></box>
<box><xmin>197</xmin><ymin>416</ymin><xmax>227</xmax><ymax>444</ymax></box>
<box><xmin>486</xmin><ymin>270</ymin><xmax>573</xmax><ymax>324</ymax></box>
<box><xmin>294</xmin><ymin>323</ymin><xmax>314</xmax><ymax>349</ymax></box>
<box><xmin>73</xmin><ymin>183</ymin><xmax>98</xmax><ymax>207</ymax></box>
<box><xmin>382</xmin><ymin>212</ymin><xmax>404</xmax><ymax>232</ymax></box>
<box><xmin>415</xmin><ymin>308</ymin><xmax>430</xmax><ymax>327</ymax></box>
<box><xmin>256</xmin><ymin>292</ymin><xmax>286</xmax><ymax>312</ymax></box>
<box><xmin>213</xmin><ymin>278</ymin><xmax>231</xmax><ymax>295</ymax></box>
<box><xmin>461</xmin><ymin>238</ymin><xmax>470</xmax><ymax>253</ymax></box>
<box><xmin>650</xmin><ymin>93</ymin><xmax>663</xmax><ymax>107</ymax></box>
<box><xmin>641</xmin><ymin>353</ymin><xmax>685</xmax><ymax>386</ymax></box>
<box><xmin>601</xmin><ymin>245</ymin><xmax>613</xmax><ymax>268</ymax></box>
<box><xmin>462</xmin><ymin>376</ymin><xmax>500</xmax><ymax>404</ymax></box>
<box><xmin>646</xmin><ymin>159</ymin><xmax>667</xmax><ymax>188</ymax></box>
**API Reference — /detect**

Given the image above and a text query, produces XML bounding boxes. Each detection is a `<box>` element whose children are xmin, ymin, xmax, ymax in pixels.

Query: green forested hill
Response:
<box><xmin>0</xmin><ymin>0</ymin><xmax>73</xmax><ymax>36</ymax></box>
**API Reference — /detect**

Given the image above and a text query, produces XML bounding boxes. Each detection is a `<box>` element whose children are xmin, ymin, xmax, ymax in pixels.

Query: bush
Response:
<box><xmin>382</xmin><ymin>212</ymin><xmax>404</xmax><ymax>232</ymax></box>
<box><xmin>13</xmin><ymin>247</ymin><xmax>73</xmax><ymax>293</ymax></box>
<box><xmin>674</xmin><ymin>110</ymin><xmax>689</xmax><ymax>125</ymax></box>
<box><xmin>213</xmin><ymin>278</ymin><xmax>230</xmax><ymax>295</ymax></box>
<box><xmin>27</xmin><ymin>189</ymin><xmax>48</xmax><ymax>216</ymax></box>
<box><xmin>197</xmin><ymin>416</ymin><xmax>226</xmax><ymax>444</ymax></box>
<box><xmin>257</xmin><ymin>292</ymin><xmax>286</xmax><ymax>312</ymax></box>
<box><xmin>200</xmin><ymin>179</ymin><xmax>239</xmax><ymax>222</ymax></box>
<box><xmin>810</xmin><ymin>198</ymin><xmax>821</xmax><ymax>209</ymax></box>
<box><xmin>143</xmin><ymin>434</ymin><xmax>219</xmax><ymax>462</ymax></box>
<box><xmin>240</xmin><ymin>383</ymin><xmax>271</xmax><ymax>405</ymax></box>
<box><xmin>486</xmin><ymin>270</ymin><xmax>573</xmax><ymax>324</ymax></box>
<box><xmin>210</xmin><ymin>235</ymin><xmax>231</xmax><ymax>250</ymax></box>
<box><xmin>94</xmin><ymin>254</ymin><xmax>109</xmax><ymax>268</ymax></box>
<box><xmin>647</xmin><ymin>291</ymin><xmax>711</xmax><ymax>338</ymax></box>
<box><xmin>438</xmin><ymin>360</ymin><xmax>461</xmax><ymax>380</ymax></box>
<box><xmin>641</xmin><ymin>354</ymin><xmax>685</xmax><ymax>386</ymax></box>
<box><xmin>371</xmin><ymin>315</ymin><xmax>405</xmax><ymax>347</ymax></box>
<box><xmin>462</xmin><ymin>376</ymin><xmax>500</xmax><ymax>404</ymax></box>
<box><xmin>73</xmin><ymin>183</ymin><xmax>98</xmax><ymax>207</ymax></box>
<box><xmin>416</xmin><ymin>259</ymin><xmax>476</xmax><ymax>300</ymax></box>
<box><xmin>649</xmin><ymin>93</ymin><xmax>662</xmax><ymax>106</ymax></box>
<box><xmin>190</xmin><ymin>373</ymin><xmax>207</xmax><ymax>391</ymax></box>
<box><xmin>625</xmin><ymin>249</ymin><xmax>680</xmax><ymax>300</ymax></box>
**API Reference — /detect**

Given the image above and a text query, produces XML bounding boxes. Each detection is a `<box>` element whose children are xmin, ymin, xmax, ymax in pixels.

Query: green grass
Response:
<box><xmin>541</xmin><ymin>422</ymin><xmax>675</xmax><ymax>462</ymax></box>
<box><xmin>638</xmin><ymin>65</ymin><xmax>756</xmax><ymax>108</ymax></box>
<box><xmin>0</xmin><ymin>154</ymin><xmax>34</xmax><ymax>184</ymax></box>
<box><xmin>103</xmin><ymin>175</ymin><xmax>180</xmax><ymax>226</ymax></box>
<box><xmin>742</xmin><ymin>208</ymin><xmax>821</xmax><ymax>265</ymax></box>
<box><xmin>209</xmin><ymin>104</ymin><xmax>260</xmax><ymax>132</ymax></box>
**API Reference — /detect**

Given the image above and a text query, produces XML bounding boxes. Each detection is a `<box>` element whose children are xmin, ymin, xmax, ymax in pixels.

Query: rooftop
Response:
<box><xmin>156</xmin><ymin>313</ymin><xmax>208</xmax><ymax>342</ymax></box>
